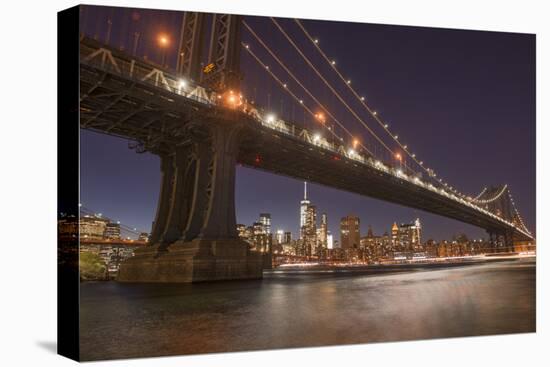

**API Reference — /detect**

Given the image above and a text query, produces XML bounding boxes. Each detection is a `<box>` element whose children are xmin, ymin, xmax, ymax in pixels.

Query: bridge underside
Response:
<box><xmin>79</xmin><ymin>41</ymin><xmax>530</xmax><ymax>282</ymax></box>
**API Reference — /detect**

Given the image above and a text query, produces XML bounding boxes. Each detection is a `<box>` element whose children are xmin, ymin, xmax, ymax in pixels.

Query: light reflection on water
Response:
<box><xmin>79</xmin><ymin>258</ymin><xmax>535</xmax><ymax>361</ymax></box>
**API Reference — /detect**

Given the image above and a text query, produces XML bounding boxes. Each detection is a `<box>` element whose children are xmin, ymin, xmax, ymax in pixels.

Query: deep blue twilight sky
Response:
<box><xmin>80</xmin><ymin>6</ymin><xmax>535</xmax><ymax>242</ymax></box>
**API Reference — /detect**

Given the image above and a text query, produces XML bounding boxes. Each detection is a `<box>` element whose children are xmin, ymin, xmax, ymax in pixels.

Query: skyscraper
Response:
<box><xmin>284</xmin><ymin>231</ymin><xmax>292</xmax><ymax>244</ymax></box>
<box><xmin>303</xmin><ymin>204</ymin><xmax>317</xmax><ymax>256</ymax></box>
<box><xmin>259</xmin><ymin>213</ymin><xmax>271</xmax><ymax>234</ymax></box>
<box><xmin>327</xmin><ymin>231</ymin><xmax>334</xmax><ymax>249</ymax></box>
<box><xmin>318</xmin><ymin>212</ymin><xmax>328</xmax><ymax>249</ymax></box>
<box><xmin>275</xmin><ymin>229</ymin><xmax>284</xmax><ymax>244</ymax></box>
<box><xmin>394</xmin><ymin>218</ymin><xmax>422</xmax><ymax>251</ymax></box>
<box><xmin>340</xmin><ymin>215</ymin><xmax>360</xmax><ymax>249</ymax></box>
<box><xmin>300</xmin><ymin>182</ymin><xmax>310</xmax><ymax>239</ymax></box>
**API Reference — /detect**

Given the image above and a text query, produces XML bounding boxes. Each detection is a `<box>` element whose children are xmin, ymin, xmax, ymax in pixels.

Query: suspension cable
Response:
<box><xmin>242</xmin><ymin>42</ymin><xmax>351</xmax><ymax>147</ymax></box>
<box><xmin>242</xmin><ymin>22</ymin><xmax>373</xmax><ymax>156</ymax></box>
<box><xmin>470</xmin><ymin>185</ymin><xmax>508</xmax><ymax>204</ymax></box>
<box><xmin>293</xmin><ymin>18</ymin><xmax>463</xmax><ymax>191</ymax></box>
<box><xmin>268</xmin><ymin>17</ymin><xmax>415</xmax><ymax>173</ymax></box>
<box><xmin>471</xmin><ymin>187</ymin><xmax>488</xmax><ymax>201</ymax></box>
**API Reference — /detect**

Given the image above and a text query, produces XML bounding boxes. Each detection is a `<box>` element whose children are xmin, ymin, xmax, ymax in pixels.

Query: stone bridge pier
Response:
<box><xmin>118</xmin><ymin>118</ymin><xmax>263</xmax><ymax>283</ymax></box>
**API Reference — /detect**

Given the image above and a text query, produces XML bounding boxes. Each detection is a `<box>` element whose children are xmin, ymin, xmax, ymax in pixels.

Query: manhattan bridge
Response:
<box><xmin>76</xmin><ymin>6</ymin><xmax>534</xmax><ymax>282</ymax></box>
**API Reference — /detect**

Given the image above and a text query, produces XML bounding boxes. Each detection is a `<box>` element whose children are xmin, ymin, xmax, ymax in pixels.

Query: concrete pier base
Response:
<box><xmin>118</xmin><ymin>239</ymin><xmax>263</xmax><ymax>283</ymax></box>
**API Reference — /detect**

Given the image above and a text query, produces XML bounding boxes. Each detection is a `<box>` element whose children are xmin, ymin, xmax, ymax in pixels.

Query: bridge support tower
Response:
<box><xmin>118</xmin><ymin>118</ymin><xmax>263</xmax><ymax>283</ymax></box>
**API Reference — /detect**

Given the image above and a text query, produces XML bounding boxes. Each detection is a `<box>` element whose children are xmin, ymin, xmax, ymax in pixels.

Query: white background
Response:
<box><xmin>0</xmin><ymin>0</ymin><xmax>547</xmax><ymax>365</ymax></box>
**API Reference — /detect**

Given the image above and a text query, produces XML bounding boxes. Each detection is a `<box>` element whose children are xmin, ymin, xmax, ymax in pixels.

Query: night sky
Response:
<box><xmin>80</xmin><ymin>5</ymin><xmax>535</xmax><ymax>242</ymax></box>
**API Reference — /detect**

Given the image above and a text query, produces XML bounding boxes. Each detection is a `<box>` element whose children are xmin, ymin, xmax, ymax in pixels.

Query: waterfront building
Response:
<box><xmin>394</xmin><ymin>218</ymin><xmax>422</xmax><ymax>252</ymax></box>
<box><xmin>340</xmin><ymin>215</ymin><xmax>360</xmax><ymax>250</ymax></box>
<box><xmin>80</xmin><ymin>215</ymin><xmax>109</xmax><ymax>240</ymax></box>
<box><xmin>103</xmin><ymin>222</ymin><xmax>121</xmax><ymax>240</ymax></box>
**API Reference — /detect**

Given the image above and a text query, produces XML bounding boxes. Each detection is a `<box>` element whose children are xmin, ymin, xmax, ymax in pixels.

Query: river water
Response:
<box><xmin>79</xmin><ymin>258</ymin><xmax>535</xmax><ymax>361</ymax></box>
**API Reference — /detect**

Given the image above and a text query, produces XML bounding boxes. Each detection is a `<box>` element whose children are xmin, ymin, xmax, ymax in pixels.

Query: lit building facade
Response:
<box><xmin>80</xmin><ymin>215</ymin><xmax>109</xmax><ymax>240</ymax></box>
<box><xmin>104</xmin><ymin>222</ymin><xmax>121</xmax><ymax>239</ymax></box>
<box><xmin>303</xmin><ymin>205</ymin><xmax>317</xmax><ymax>256</ymax></box>
<box><xmin>340</xmin><ymin>215</ymin><xmax>360</xmax><ymax>249</ymax></box>
<box><xmin>260</xmin><ymin>213</ymin><xmax>271</xmax><ymax>234</ymax></box>
<box><xmin>300</xmin><ymin>182</ymin><xmax>310</xmax><ymax>239</ymax></box>
<box><xmin>327</xmin><ymin>232</ymin><xmax>334</xmax><ymax>249</ymax></box>
<box><xmin>318</xmin><ymin>213</ymin><xmax>328</xmax><ymax>250</ymax></box>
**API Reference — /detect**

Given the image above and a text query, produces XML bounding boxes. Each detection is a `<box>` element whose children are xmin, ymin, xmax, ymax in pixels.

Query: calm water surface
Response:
<box><xmin>79</xmin><ymin>258</ymin><xmax>535</xmax><ymax>361</ymax></box>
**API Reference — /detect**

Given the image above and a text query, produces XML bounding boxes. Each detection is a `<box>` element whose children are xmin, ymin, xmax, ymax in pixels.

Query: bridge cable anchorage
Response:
<box><xmin>293</xmin><ymin>18</ymin><xmax>463</xmax><ymax>193</ymax></box>
<box><xmin>265</xmin><ymin>18</ymin><xmax>417</xmax><ymax>175</ymax></box>
<box><xmin>241</xmin><ymin>27</ymin><xmax>373</xmax><ymax>156</ymax></box>
<box><xmin>241</xmin><ymin>42</ymin><xmax>350</xmax><ymax>146</ymax></box>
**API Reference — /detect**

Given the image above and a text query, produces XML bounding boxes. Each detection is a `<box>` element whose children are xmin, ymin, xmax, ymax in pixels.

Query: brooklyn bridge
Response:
<box><xmin>77</xmin><ymin>10</ymin><xmax>533</xmax><ymax>282</ymax></box>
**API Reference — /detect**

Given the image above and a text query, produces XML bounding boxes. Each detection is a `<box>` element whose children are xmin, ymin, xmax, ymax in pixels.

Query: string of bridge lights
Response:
<box><xmin>242</xmin><ymin>21</ymin><xmax>382</xmax><ymax>158</ymax></box>
<box><xmin>292</xmin><ymin>18</ymin><xmax>470</xmax><ymax>197</ymax></box>
<box><xmin>241</xmin><ymin>41</ymin><xmax>354</xmax><ymax>148</ymax></box>
<box><xmin>471</xmin><ymin>187</ymin><xmax>488</xmax><ymax>201</ymax></box>
<box><xmin>468</xmin><ymin>184</ymin><xmax>509</xmax><ymax>205</ymax></box>
<box><xmin>267</xmin><ymin>17</ymin><xmax>417</xmax><ymax>175</ymax></box>
<box><xmin>507</xmin><ymin>190</ymin><xmax>532</xmax><ymax>235</ymax></box>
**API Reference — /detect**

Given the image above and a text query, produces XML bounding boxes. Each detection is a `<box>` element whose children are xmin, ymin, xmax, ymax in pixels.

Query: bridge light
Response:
<box><xmin>331</xmin><ymin>60</ymin><xmax>336</xmax><ymax>65</ymax></box>
<box><xmin>224</xmin><ymin>90</ymin><xmax>243</xmax><ymax>109</ymax></box>
<box><xmin>283</xmin><ymin>83</ymin><xmax>287</xmax><ymax>88</ymax></box>
<box><xmin>266</xmin><ymin>114</ymin><xmax>276</xmax><ymax>123</ymax></box>
<box><xmin>360</xmin><ymin>96</ymin><xmax>365</xmax><ymax>101</ymax></box>
<box><xmin>395</xmin><ymin>153</ymin><xmax>402</xmax><ymax>161</ymax></box>
<box><xmin>347</xmin><ymin>80</ymin><xmax>351</xmax><ymax>84</ymax></box>
<box><xmin>313</xmin><ymin>134</ymin><xmax>321</xmax><ymax>142</ymax></box>
<box><xmin>412</xmin><ymin>154</ymin><xmax>416</xmax><ymax>158</ymax></box>
<box><xmin>178</xmin><ymin>79</ymin><xmax>187</xmax><ymax>90</ymax></box>
<box><xmin>352</xmin><ymin>139</ymin><xmax>360</xmax><ymax>149</ymax></box>
<box><xmin>394</xmin><ymin>135</ymin><xmax>398</xmax><ymax>139</ymax></box>
<box><xmin>299</xmin><ymin>99</ymin><xmax>303</xmax><ymax>104</ymax></box>
<box><xmin>157</xmin><ymin>34</ymin><xmax>169</xmax><ymax>47</ymax></box>
<box><xmin>373</xmin><ymin>111</ymin><xmax>378</xmax><ymax>116</ymax></box>
<box><xmin>314</xmin><ymin>39</ymin><xmax>319</xmax><ymax>44</ymax></box>
<box><xmin>315</xmin><ymin>112</ymin><xmax>326</xmax><ymax>124</ymax></box>
<box><xmin>348</xmin><ymin>148</ymin><xmax>356</xmax><ymax>157</ymax></box>
<box><xmin>396</xmin><ymin>169</ymin><xmax>403</xmax><ymax>176</ymax></box>
<box><xmin>384</xmin><ymin>124</ymin><xmax>389</xmax><ymax>128</ymax></box>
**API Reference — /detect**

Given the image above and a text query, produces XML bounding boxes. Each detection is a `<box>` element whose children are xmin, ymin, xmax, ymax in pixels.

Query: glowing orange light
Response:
<box><xmin>223</xmin><ymin>90</ymin><xmax>243</xmax><ymax>109</ymax></box>
<box><xmin>314</xmin><ymin>112</ymin><xmax>326</xmax><ymax>124</ymax></box>
<box><xmin>352</xmin><ymin>139</ymin><xmax>359</xmax><ymax>149</ymax></box>
<box><xmin>158</xmin><ymin>34</ymin><xmax>169</xmax><ymax>47</ymax></box>
<box><xmin>395</xmin><ymin>153</ymin><xmax>402</xmax><ymax>160</ymax></box>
